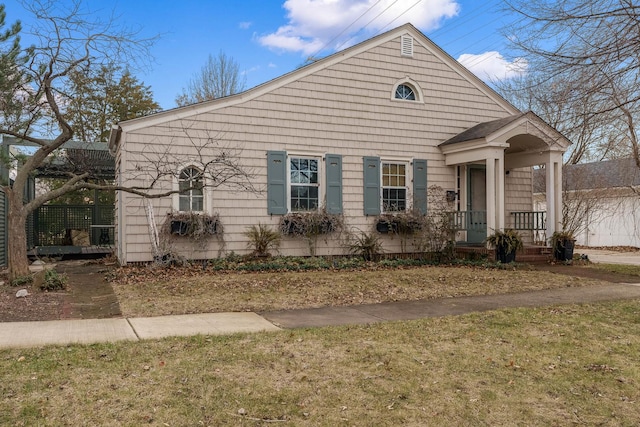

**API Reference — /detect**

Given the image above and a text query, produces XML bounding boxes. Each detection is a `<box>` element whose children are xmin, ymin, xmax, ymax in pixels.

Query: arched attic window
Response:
<box><xmin>178</xmin><ymin>166</ymin><xmax>204</xmax><ymax>212</ymax></box>
<box><xmin>392</xmin><ymin>79</ymin><xmax>423</xmax><ymax>103</ymax></box>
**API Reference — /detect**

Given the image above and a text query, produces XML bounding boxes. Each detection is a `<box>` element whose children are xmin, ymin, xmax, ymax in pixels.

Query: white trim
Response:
<box><xmin>391</xmin><ymin>77</ymin><xmax>424</xmax><ymax>103</ymax></box>
<box><xmin>287</xmin><ymin>154</ymin><xmax>323</xmax><ymax>213</ymax></box>
<box><xmin>173</xmin><ymin>164</ymin><xmax>212</xmax><ymax>214</ymax></box>
<box><xmin>380</xmin><ymin>159</ymin><xmax>411</xmax><ymax>213</ymax></box>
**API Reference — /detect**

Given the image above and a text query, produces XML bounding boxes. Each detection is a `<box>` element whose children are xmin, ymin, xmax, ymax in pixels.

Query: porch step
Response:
<box><xmin>455</xmin><ymin>245</ymin><xmax>553</xmax><ymax>264</ymax></box>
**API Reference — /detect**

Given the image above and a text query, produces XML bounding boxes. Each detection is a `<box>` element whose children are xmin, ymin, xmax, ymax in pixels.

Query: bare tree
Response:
<box><xmin>175</xmin><ymin>51</ymin><xmax>246</xmax><ymax>107</ymax></box>
<box><xmin>502</xmin><ymin>0</ymin><xmax>640</xmax><ymax>165</ymax></box>
<box><xmin>0</xmin><ymin>2</ymin><xmax>254</xmax><ymax>281</ymax></box>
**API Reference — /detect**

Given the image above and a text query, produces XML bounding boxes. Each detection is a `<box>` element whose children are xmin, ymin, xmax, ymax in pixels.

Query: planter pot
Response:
<box><xmin>496</xmin><ymin>245</ymin><xmax>516</xmax><ymax>264</ymax></box>
<box><xmin>170</xmin><ymin>220</ymin><xmax>189</xmax><ymax>236</ymax></box>
<box><xmin>376</xmin><ymin>220</ymin><xmax>391</xmax><ymax>234</ymax></box>
<box><xmin>554</xmin><ymin>239</ymin><xmax>575</xmax><ymax>261</ymax></box>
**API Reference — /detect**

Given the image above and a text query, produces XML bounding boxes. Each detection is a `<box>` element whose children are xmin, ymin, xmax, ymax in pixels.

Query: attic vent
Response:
<box><xmin>401</xmin><ymin>35</ymin><xmax>413</xmax><ymax>57</ymax></box>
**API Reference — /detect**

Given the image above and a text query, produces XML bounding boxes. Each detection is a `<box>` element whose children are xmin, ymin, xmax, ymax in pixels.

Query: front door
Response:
<box><xmin>467</xmin><ymin>165</ymin><xmax>487</xmax><ymax>244</ymax></box>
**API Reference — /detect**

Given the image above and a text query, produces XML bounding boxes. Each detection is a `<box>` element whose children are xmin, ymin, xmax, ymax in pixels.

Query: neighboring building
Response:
<box><xmin>534</xmin><ymin>158</ymin><xmax>640</xmax><ymax>247</ymax></box>
<box><xmin>108</xmin><ymin>24</ymin><xmax>570</xmax><ymax>265</ymax></box>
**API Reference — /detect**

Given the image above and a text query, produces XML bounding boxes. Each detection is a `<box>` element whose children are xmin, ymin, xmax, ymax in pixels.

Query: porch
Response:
<box><xmin>439</xmin><ymin>112</ymin><xmax>571</xmax><ymax>243</ymax></box>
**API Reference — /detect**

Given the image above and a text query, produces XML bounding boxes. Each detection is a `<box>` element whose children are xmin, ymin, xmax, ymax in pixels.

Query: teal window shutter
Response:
<box><xmin>413</xmin><ymin>159</ymin><xmax>428</xmax><ymax>214</ymax></box>
<box><xmin>267</xmin><ymin>151</ymin><xmax>287</xmax><ymax>214</ymax></box>
<box><xmin>363</xmin><ymin>156</ymin><xmax>381</xmax><ymax>215</ymax></box>
<box><xmin>325</xmin><ymin>154</ymin><xmax>343</xmax><ymax>214</ymax></box>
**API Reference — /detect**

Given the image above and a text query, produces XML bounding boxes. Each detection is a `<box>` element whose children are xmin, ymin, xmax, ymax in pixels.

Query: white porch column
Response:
<box><xmin>485</xmin><ymin>152</ymin><xmax>505</xmax><ymax>239</ymax></box>
<box><xmin>545</xmin><ymin>152</ymin><xmax>563</xmax><ymax>239</ymax></box>
<box><xmin>486</xmin><ymin>157</ymin><xmax>496</xmax><ymax>237</ymax></box>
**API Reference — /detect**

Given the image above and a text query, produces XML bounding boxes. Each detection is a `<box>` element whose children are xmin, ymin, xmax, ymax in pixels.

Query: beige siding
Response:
<box><xmin>116</xmin><ymin>32</ymin><xmax>523</xmax><ymax>263</ymax></box>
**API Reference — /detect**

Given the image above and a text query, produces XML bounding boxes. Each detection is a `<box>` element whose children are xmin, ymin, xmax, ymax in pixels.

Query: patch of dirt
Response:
<box><xmin>0</xmin><ymin>260</ymin><xmax>121</xmax><ymax>323</ymax></box>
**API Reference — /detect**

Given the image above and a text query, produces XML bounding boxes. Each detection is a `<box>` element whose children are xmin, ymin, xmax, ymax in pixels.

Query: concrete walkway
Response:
<box><xmin>0</xmin><ymin>313</ymin><xmax>280</xmax><ymax>349</ymax></box>
<box><xmin>2</xmin><ymin>282</ymin><xmax>640</xmax><ymax>349</ymax></box>
<box><xmin>580</xmin><ymin>248</ymin><xmax>640</xmax><ymax>265</ymax></box>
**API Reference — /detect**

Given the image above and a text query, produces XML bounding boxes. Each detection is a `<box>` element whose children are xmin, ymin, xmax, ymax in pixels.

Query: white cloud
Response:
<box><xmin>239</xmin><ymin>21</ymin><xmax>253</xmax><ymax>30</ymax></box>
<box><xmin>259</xmin><ymin>0</ymin><xmax>460</xmax><ymax>56</ymax></box>
<box><xmin>457</xmin><ymin>51</ymin><xmax>528</xmax><ymax>82</ymax></box>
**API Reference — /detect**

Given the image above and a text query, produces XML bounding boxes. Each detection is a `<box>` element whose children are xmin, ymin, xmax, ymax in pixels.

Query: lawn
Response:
<box><xmin>110</xmin><ymin>263</ymin><xmax>605</xmax><ymax>317</ymax></box>
<box><xmin>2</xmin><ymin>299</ymin><xmax>639</xmax><ymax>426</ymax></box>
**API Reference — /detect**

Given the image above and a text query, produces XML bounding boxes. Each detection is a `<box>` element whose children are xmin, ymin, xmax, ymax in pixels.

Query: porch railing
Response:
<box><xmin>448</xmin><ymin>210</ymin><xmax>546</xmax><ymax>232</ymax></box>
<box><xmin>449</xmin><ymin>210</ymin><xmax>487</xmax><ymax>231</ymax></box>
<box><xmin>32</xmin><ymin>204</ymin><xmax>114</xmax><ymax>246</ymax></box>
<box><xmin>510</xmin><ymin>211</ymin><xmax>546</xmax><ymax>231</ymax></box>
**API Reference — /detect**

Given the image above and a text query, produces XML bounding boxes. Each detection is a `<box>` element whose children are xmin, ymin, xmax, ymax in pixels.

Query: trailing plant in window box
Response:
<box><xmin>162</xmin><ymin>212</ymin><xmax>223</xmax><ymax>242</ymax></box>
<box><xmin>279</xmin><ymin>209</ymin><xmax>344</xmax><ymax>256</ymax></box>
<box><xmin>279</xmin><ymin>210</ymin><xmax>343</xmax><ymax>237</ymax></box>
<box><xmin>376</xmin><ymin>210</ymin><xmax>424</xmax><ymax>235</ymax></box>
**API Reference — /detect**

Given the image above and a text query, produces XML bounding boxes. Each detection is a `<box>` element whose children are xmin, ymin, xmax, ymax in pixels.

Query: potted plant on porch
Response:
<box><xmin>486</xmin><ymin>228</ymin><xmax>523</xmax><ymax>264</ymax></box>
<box><xmin>550</xmin><ymin>230</ymin><xmax>575</xmax><ymax>262</ymax></box>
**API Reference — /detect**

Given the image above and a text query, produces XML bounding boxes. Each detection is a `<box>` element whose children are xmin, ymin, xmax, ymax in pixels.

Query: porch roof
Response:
<box><xmin>438</xmin><ymin>111</ymin><xmax>571</xmax><ymax>168</ymax></box>
<box><xmin>440</xmin><ymin>113</ymin><xmax>526</xmax><ymax>146</ymax></box>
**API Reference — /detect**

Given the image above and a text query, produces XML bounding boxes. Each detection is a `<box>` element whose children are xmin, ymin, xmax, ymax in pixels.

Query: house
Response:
<box><xmin>534</xmin><ymin>158</ymin><xmax>640</xmax><ymax>247</ymax></box>
<box><xmin>108</xmin><ymin>23</ymin><xmax>570</xmax><ymax>265</ymax></box>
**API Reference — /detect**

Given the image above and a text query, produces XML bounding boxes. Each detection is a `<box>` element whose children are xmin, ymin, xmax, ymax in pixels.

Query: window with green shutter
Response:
<box><xmin>325</xmin><ymin>154</ymin><xmax>342</xmax><ymax>214</ymax></box>
<box><xmin>413</xmin><ymin>159</ymin><xmax>427</xmax><ymax>214</ymax></box>
<box><xmin>363</xmin><ymin>156</ymin><xmax>381</xmax><ymax>215</ymax></box>
<box><xmin>267</xmin><ymin>151</ymin><xmax>287</xmax><ymax>214</ymax></box>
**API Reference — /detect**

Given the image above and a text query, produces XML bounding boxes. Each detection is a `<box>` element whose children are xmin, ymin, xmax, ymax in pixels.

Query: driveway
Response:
<box><xmin>579</xmin><ymin>248</ymin><xmax>640</xmax><ymax>266</ymax></box>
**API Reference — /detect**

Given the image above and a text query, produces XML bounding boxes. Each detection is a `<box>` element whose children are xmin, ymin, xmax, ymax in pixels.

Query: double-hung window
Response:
<box><xmin>382</xmin><ymin>162</ymin><xmax>407</xmax><ymax>212</ymax></box>
<box><xmin>178</xmin><ymin>166</ymin><xmax>204</xmax><ymax>211</ymax></box>
<box><xmin>290</xmin><ymin>157</ymin><xmax>319</xmax><ymax>211</ymax></box>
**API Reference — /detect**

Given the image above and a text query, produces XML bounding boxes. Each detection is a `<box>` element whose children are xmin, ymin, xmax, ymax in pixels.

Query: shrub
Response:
<box><xmin>244</xmin><ymin>224</ymin><xmax>281</xmax><ymax>257</ymax></box>
<box><xmin>41</xmin><ymin>269</ymin><xmax>68</xmax><ymax>291</ymax></box>
<box><xmin>348</xmin><ymin>231</ymin><xmax>384</xmax><ymax>261</ymax></box>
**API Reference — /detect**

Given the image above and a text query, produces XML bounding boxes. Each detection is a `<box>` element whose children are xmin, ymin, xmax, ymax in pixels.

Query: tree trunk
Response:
<box><xmin>7</xmin><ymin>190</ymin><xmax>30</xmax><ymax>281</ymax></box>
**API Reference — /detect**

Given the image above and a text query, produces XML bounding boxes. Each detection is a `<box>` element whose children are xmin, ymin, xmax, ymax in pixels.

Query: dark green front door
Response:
<box><xmin>467</xmin><ymin>166</ymin><xmax>487</xmax><ymax>244</ymax></box>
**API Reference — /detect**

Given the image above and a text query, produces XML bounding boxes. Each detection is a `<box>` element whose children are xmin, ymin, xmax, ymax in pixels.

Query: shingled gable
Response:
<box><xmin>109</xmin><ymin>23</ymin><xmax>518</xmax><ymax>148</ymax></box>
<box><xmin>439</xmin><ymin>111</ymin><xmax>570</xmax><ymax>150</ymax></box>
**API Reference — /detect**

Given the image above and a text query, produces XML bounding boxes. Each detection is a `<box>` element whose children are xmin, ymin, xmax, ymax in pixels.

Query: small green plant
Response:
<box><xmin>10</xmin><ymin>274</ymin><xmax>34</xmax><ymax>287</ymax></box>
<box><xmin>550</xmin><ymin>230</ymin><xmax>576</xmax><ymax>262</ymax></box>
<box><xmin>348</xmin><ymin>231</ymin><xmax>384</xmax><ymax>261</ymax></box>
<box><xmin>485</xmin><ymin>229</ymin><xmax>523</xmax><ymax>253</ymax></box>
<box><xmin>486</xmin><ymin>228</ymin><xmax>523</xmax><ymax>263</ymax></box>
<box><xmin>244</xmin><ymin>223</ymin><xmax>281</xmax><ymax>257</ymax></box>
<box><xmin>41</xmin><ymin>270</ymin><xmax>68</xmax><ymax>291</ymax></box>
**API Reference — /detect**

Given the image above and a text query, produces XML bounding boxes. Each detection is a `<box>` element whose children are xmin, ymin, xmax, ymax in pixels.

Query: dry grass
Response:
<box><xmin>110</xmin><ymin>264</ymin><xmax>604</xmax><ymax>317</ymax></box>
<box><xmin>2</xmin><ymin>300</ymin><xmax>640</xmax><ymax>425</ymax></box>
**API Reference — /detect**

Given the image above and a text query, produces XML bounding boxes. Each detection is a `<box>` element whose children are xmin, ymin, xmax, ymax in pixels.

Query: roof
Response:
<box><xmin>0</xmin><ymin>135</ymin><xmax>115</xmax><ymax>179</ymax></box>
<box><xmin>110</xmin><ymin>23</ymin><xmax>520</xmax><ymax>145</ymax></box>
<box><xmin>440</xmin><ymin>113</ymin><xmax>525</xmax><ymax>146</ymax></box>
<box><xmin>533</xmin><ymin>157</ymin><xmax>640</xmax><ymax>193</ymax></box>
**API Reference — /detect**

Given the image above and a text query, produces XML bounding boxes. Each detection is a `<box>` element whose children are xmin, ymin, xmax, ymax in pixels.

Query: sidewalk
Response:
<box><xmin>2</xmin><ymin>282</ymin><xmax>640</xmax><ymax>349</ymax></box>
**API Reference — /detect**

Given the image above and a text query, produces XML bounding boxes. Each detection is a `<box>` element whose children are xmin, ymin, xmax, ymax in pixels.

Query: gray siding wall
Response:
<box><xmin>117</xmin><ymin>35</ymin><xmax>522</xmax><ymax>263</ymax></box>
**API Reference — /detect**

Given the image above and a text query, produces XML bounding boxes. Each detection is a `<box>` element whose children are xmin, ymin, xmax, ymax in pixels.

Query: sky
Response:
<box><xmin>2</xmin><ymin>0</ymin><xmax>525</xmax><ymax>111</ymax></box>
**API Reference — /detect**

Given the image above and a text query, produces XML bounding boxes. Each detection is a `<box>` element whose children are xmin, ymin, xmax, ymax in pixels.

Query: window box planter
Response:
<box><xmin>376</xmin><ymin>213</ymin><xmax>423</xmax><ymax>235</ymax></box>
<box><xmin>170</xmin><ymin>220</ymin><xmax>189</xmax><ymax>236</ymax></box>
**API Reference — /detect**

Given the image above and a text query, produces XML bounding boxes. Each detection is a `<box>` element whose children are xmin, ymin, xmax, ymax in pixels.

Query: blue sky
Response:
<box><xmin>2</xmin><ymin>0</ymin><xmax>524</xmax><ymax>110</ymax></box>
